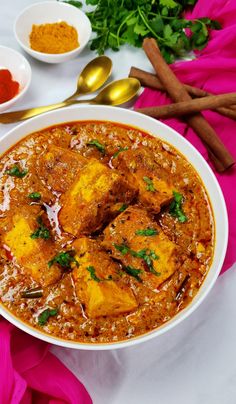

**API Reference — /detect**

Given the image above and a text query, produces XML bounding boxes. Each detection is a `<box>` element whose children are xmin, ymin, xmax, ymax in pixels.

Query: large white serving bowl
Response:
<box><xmin>0</xmin><ymin>105</ymin><xmax>228</xmax><ymax>350</ymax></box>
<box><xmin>14</xmin><ymin>1</ymin><xmax>92</xmax><ymax>63</ymax></box>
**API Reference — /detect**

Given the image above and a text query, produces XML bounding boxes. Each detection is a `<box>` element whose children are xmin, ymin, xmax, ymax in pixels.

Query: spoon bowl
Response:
<box><xmin>93</xmin><ymin>78</ymin><xmax>141</xmax><ymax>106</ymax></box>
<box><xmin>66</xmin><ymin>56</ymin><xmax>113</xmax><ymax>101</ymax></box>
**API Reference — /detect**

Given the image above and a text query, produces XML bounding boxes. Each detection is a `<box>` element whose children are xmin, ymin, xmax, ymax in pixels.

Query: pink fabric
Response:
<box><xmin>0</xmin><ymin>319</ymin><xmax>92</xmax><ymax>404</ymax></box>
<box><xmin>135</xmin><ymin>0</ymin><xmax>236</xmax><ymax>274</ymax></box>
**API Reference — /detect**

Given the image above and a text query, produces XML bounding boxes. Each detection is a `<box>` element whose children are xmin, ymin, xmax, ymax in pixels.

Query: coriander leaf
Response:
<box><xmin>134</xmin><ymin>23</ymin><xmax>149</xmax><ymax>36</ymax></box>
<box><xmin>132</xmin><ymin>248</ymin><xmax>160</xmax><ymax>275</ymax></box>
<box><xmin>160</xmin><ymin>0</ymin><xmax>178</xmax><ymax>9</ymax></box>
<box><xmin>124</xmin><ymin>266</ymin><xmax>143</xmax><ymax>282</ymax></box>
<box><xmin>135</xmin><ymin>228</ymin><xmax>158</xmax><ymax>236</ymax></box>
<box><xmin>28</xmin><ymin>192</ymin><xmax>41</xmax><ymax>201</ymax></box>
<box><xmin>149</xmin><ymin>15</ymin><xmax>164</xmax><ymax>35</ymax></box>
<box><xmin>86</xmin><ymin>266</ymin><xmax>113</xmax><ymax>282</ymax></box>
<box><xmin>38</xmin><ymin>308</ymin><xmax>58</xmax><ymax>326</ymax></box>
<box><xmin>169</xmin><ymin>191</ymin><xmax>187</xmax><ymax>223</ymax></box>
<box><xmin>48</xmin><ymin>250</ymin><xmax>78</xmax><ymax>269</ymax></box>
<box><xmin>143</xmin><ymin>176</ymin><xmax>155</xmax><ymax>192</ymax></box>
<box><xmin>163</xmin><ymin>24</ymin><xmax>173</xmax><ymax>39</ymax></box>
<box><xmin>112</xmin><ymin>146</ymin><xmax>129</xmax><ymax>159</ymax></box>
<box><xmin>87</xmin><ymin>266</ymin><xmax>102</xmax><ymax>282</ymax></box>
<box><xmin>118</xmin><ymin>204</ymin><xmax>128</xmax><ymax>212</ymax></box>
<box><xmin>87</xmin><ymin>139</ymin><xmax>105</xmax><ymax>154</ymax></box>
<box><xmin>5</xmin><ymin>164</ymin><xmax>28</xmax><ymax>178</ymax></box>
<box><xmin>30</xmin><ymin>217</ymin><xmax>50</xmax><ymax>240</ymax></box>
<box><xmin>114</xmin><ymin>243</ymin><xmax>130</xmax><ymax>255</ymax></box>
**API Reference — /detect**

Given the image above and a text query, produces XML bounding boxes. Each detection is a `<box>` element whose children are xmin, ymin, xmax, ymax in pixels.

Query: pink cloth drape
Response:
<box><xmin>135</xmin><ymin>0</ymin><xmax>236</xmax><ymax>274</ymax></box>
<box><xmin>0</xmin><ymin>320</ymin><xmax>92</xmax><ymax>404</ymax></box>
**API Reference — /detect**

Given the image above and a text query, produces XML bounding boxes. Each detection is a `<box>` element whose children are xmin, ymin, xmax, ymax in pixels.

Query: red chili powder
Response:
<box><xmin>0</xmin><ymin>69</ymin><xmax>20</xmax><ymax>104</ymax></box>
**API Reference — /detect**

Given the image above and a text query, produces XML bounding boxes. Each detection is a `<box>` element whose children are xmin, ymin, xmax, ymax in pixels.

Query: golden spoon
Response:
<box><xmin>0</xmin><ymin>78</ymin><xmax>141</xmax><ymax>124</ymax></box>
<box><xmin>64</xmin><ymin>55</ymin><xmax>112</xmax><ymax>101</ymax></box>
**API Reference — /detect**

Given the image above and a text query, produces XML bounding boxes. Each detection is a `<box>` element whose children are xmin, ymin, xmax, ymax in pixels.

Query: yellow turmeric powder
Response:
<box><xmin>29</xmin><ymin>21</ymin><xmax>79</xmax><ymax>54</ymax></box>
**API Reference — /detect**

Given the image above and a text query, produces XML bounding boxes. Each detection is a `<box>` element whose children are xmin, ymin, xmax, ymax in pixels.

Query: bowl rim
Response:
<box><xmin>0</xmin><ymin>105</ymin><xmax>228</xmax><ymax>350</ymax></box>
<box><xmin>13</xmin><ymin>1</ymin><xmax>92</xmax><ymax>59</ymax></box>
<box><xmin>0</xmin><ymin>46</ymin><xmax>32</xmax><ymax>108</ymax></box>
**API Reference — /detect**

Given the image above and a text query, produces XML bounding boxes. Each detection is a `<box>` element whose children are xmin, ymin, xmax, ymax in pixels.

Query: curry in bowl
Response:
<box><xmin>0</xmin><ymin>121</ymin><xmax>214</xmax><ymax>343</ymax></box>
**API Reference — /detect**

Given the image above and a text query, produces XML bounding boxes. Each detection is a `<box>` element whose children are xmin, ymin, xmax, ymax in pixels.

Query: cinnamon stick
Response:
<box><xmin>136</xmin><ymin>92</ymin><xmax>236</xmax><ymax>119</ymax></box>
<box><xmin>142</xmin><ymin>38</ymin><xmax>235</xmax><ymax>172</ymax></box>
<box><xmin>129</xmin><ymin>66</ymin><xmax>236</xmax><ymax>120</ymax></box>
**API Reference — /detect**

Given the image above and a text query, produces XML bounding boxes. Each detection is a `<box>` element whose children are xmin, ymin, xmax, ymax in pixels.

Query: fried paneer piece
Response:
<box><xmin>72</xmin><ymin>238</ymin><xmax>137</xmax><ymax>318</ymax></box>
<box><xmin>2</xmin><ymin>213</ymin><xmax>61</xmax><ymax>286</ymax></box>
<box><xmin>113</xmin><ymin>147</ymin><xmax>173</xmax><ymax>213</ymax></box>
<box><xmin>59</xmin><ymin>159</ymin><xmax>135</xmax><ymax>236</ymax></box>
<box><xmin>102</xmin><ymin>206</ymin><xmax>180</xmax><ymax>289</ymax></box>
<box><xmin>38</xmin><ymin>145</ymin><xmax>87</xmax><ymax>193</ymax></box>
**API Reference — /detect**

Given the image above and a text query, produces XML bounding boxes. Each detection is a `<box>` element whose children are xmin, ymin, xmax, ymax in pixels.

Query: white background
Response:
<box><xmin>1</xmin><ymin>1</ymin><xmax>236</xmax><ymax>403</ymax></box>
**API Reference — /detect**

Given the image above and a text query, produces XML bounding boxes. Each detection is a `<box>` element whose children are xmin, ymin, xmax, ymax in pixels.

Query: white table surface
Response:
<box><xmin>1</xmin><ymin>1</ymin><xmax>236</xmax><ymax>403</ymax></box>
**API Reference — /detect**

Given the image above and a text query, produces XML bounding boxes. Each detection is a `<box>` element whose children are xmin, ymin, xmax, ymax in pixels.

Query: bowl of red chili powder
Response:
<box><xmin>0</xmin><ymin>46</ymin><xmax>31</xmax><ymax>112</ymax></box>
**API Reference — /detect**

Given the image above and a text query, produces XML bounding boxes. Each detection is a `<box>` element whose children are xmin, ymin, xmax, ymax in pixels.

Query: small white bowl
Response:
<box><xmin>0</xmin><ymin>46</ymin><xmax>31</xmax><ymax>113</ymax></box>
<box><xmin>14</xmin><ymin>1</ymin><xmax>92</xmax><ymax>64</ymax></box>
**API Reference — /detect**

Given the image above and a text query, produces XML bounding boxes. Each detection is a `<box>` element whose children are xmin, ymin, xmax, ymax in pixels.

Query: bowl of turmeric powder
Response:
<box><xmin>14</xmin><ymin>1</ymin><xmax>92</xmax><ymax>63</ymax></box>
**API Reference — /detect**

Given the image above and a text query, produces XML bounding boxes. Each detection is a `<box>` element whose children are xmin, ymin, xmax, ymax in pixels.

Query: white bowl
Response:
<box><xmin>0</xmin><ymin>46</ymin><xmax>31</xmax><ymax>112</ymax></box>
<box><xmin>0</xmin><ymin>105</ymin><xmax>228</xmax><ymax>350</ymax></box>
<box><xmin>14</xmin><ymin>1</ymin><xmax>92</xmax><ymax>64</ymax></box>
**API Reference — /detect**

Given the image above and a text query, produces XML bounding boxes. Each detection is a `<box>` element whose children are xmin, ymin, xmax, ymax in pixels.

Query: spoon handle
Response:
<box><xmin>0</xmin><ymin>99</ymin><xmax>94</xmax><ymax>124</ymax></box>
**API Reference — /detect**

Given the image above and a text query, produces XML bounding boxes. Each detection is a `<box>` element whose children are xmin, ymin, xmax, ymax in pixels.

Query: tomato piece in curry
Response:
<box><xmin>0</xmin><ymin>121</ymin><xmax>214</xmax><ymax>343</ymax></box>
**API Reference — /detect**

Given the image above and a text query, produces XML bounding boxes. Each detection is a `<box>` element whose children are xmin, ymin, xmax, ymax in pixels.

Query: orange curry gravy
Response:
<box><xmin>0</xmin><ymin>121</ymin><xmax>214</xmax><ymax>343</ymax></box>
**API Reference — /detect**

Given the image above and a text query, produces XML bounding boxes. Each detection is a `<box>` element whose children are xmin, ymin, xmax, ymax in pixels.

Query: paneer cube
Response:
<box><xmin>72</xmin><ymin>238</ymin><xmax>137</xmax><ymax>318</ymax></box>
<box><xmin>113</xmin><ymin>147</ymin><xmax>173</xmax><ymax>213</ymax></box>
<box><xmin>102</xmin><ymin>206</ymin><xmax>180</xmax><ymax>289</ymax></box>
<box><xmin>59</xmin><ymin>159</ymin><xmax>135</xmax><ymax>236</ymax></box>
<box><xmin>38</xmin><ymin>145</ymin><xmax>87</xmax><ymax>193</ymax></box>
<box><xmin>3</xmin><ymin>213</ymin><xmax>61</xmax><ymax>286</ymax></box>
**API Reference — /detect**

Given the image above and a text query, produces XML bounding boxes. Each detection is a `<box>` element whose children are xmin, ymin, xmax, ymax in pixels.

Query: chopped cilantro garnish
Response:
<box><xmin>30</xmin><ymin>217</ymin><xmax>50</xmax><ymax>240</ymax></box>
<box><xmin>86</xmin><ymin>266</ymin><xmax>113</xmax><ymax>282</ymax></box>
<box><xmin>114</xmin><ymin>243</ymin><xmax>130</xmax><ymax>255</ymax></box>
<box><xmin>169</xmin><ymin>191</ymin><xmax>187</xmax><ymax>223</ymax></box>
<box><xmin>131</xmin><ymin>249</ymin><xmax>160</xmax><ymax>275</ymax></box>
<box><xmin>87</xmin><ymin>266</ymin><xmax>102</xmax><ymax>282</ymax></box>
<box><xmin>28</xmin><ymin>192</ymin><xmax>41</xmax><ymax>201</ymax></box>
<box><xmin>87</xmin><ymin>139</ymin><xmax>105</xmax><ymax>154</ymax></box>
<box><xmin>135</xmin><ymin>228</ymin><xmax>158</xmax><ymax>236</ymax></box>
<box><xmin>113</xmin><ymin>243</ymin><xmax>160</xmax><ymax>276</ymax></box>
<box><xmin>48</xmin><ymin>250</ymin><xmax>78</xmax><ymax>269</ymax></box>
<box><xmin>112</xmin><ymin>146</ymin><xmax>129</xmax><ymax>159</ymax></box>
<box><xmin>143</xmin><ymin>176</ymin><xmax>155</xmax><ymax>192</ymax></box>
<box><xmin>5</xmin><ymin>164</ymin><xmax>28</xmax><ymax>178</ymax></box>
<box><xmin>124</xmin><ymin>266</ymin><xmax>143</xmax><ymax>282</ymax></box>
<box><xmin>118</xmin><ymin>204</ymin><xmax>128</xmax><ymax>212</ymax></box>
<box><xmin>38</xmin><ymin>308</ymin><xmax>58</xmax><ymax>326</ymax></box>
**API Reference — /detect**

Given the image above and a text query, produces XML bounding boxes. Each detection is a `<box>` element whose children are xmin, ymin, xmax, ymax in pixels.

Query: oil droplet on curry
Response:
<box><xmin>0</xmin><ymin>121</ymin><xmax>214</xmax><ymax>343</ymax></box>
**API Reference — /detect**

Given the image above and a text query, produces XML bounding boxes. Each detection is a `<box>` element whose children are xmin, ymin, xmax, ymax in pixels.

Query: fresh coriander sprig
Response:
<box><xmin>64</xmin><ymin>0</ymin><xmax>221</xmax><ymax>63</ymax></box>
